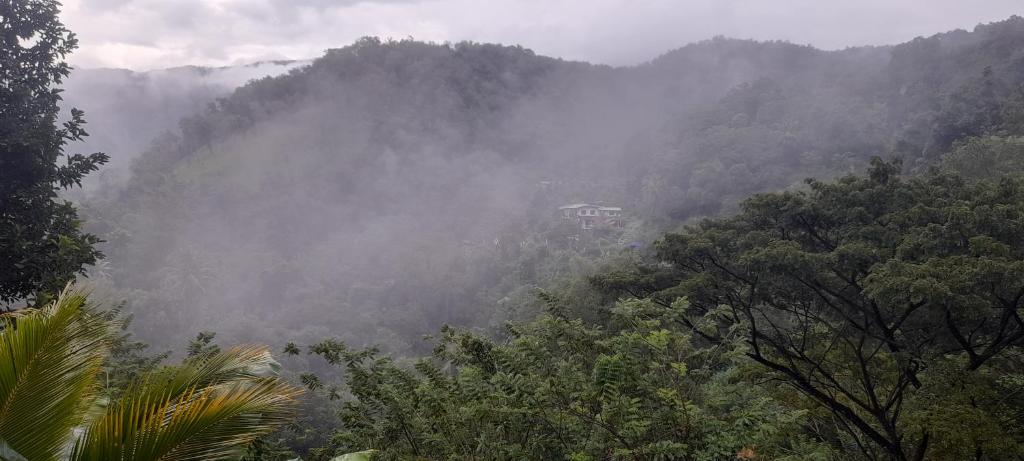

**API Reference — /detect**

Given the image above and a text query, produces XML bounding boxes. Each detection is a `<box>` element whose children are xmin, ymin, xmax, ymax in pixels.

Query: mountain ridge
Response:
<box><xmin>82</xmin><ymin>16</ymin><xmax>1024</xmax><ymax>351</ymax></box>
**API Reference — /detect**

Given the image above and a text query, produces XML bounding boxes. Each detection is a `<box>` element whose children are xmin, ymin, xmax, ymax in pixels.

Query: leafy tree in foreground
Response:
<box><xmin>276</xmin><ymin>165</ymin><xmax>1024</xmax><ymax>460</ymax></box>
<box><xmin>298</xmin><ymin>296</ymin><xmax>830</xmax><ymax>461</ymax></box>
<box><xmin>609</xmin><ymin>159</ymin><xmax>1024</xmax><ymax>460</ymax></box>
<box><xmin>0</xmin><ymin>0</ymin><xmax>108</xmax><ymax>304</ymax></box>
<box><xmin>0</xmin><ymin>286</ymin><xmax>301</xmax><ymax>461</ymax></box>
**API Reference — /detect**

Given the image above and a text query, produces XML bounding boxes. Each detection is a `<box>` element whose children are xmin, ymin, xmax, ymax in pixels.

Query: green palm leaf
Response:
<box><xmin>0</xmin><ymin>286</ymin><xmax>111</xmax><ymax>461</ymax></box>
<box><xmin>105</xmin><ymin>344</ymin><xmax>284</xmax><ymax>415</ymax></box>
<box><xmin>0</xmin><ymin>286</ymin><xmax>300</xmax><ymax>461</ymax></box>
<box><xmin>71</xmin><ymin>346</ymin><xmax>302</xmax><ymax>461</ymax></box>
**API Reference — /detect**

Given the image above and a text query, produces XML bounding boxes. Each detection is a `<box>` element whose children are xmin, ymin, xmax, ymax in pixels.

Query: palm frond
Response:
<box><xmin>99</xmin><ymin>345</ymin><xmax>284</xmax><ymax>420</ymax></box>
<box><xmin>186</xmin><ymin>344</ymin><xmax>284</xmax><ymax>384</ymax></box>
<box><xmin>0</xmin><ymin>286</ymin><xmax>111</xmax><ymax>461</ymax></box>
<box><xmin>71</xmin><ymin>347</ymin><xmax>302</xmax><ymax>461</ymax></box>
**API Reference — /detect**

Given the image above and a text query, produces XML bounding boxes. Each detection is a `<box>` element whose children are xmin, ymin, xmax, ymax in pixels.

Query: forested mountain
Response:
<box><xmin>81</xmin><ymin>17</ymin><xmax>1024</xmax><ymax>357</ymax></box>
<box><xmin>62</xmin><ymin>60</ymin><xmax>304</xmax><ymax>187</ymax></box>
<box><xmin>6</xmin><ymin>0</ymin><xmax>1024</xmax><ymax>457</ymax></box>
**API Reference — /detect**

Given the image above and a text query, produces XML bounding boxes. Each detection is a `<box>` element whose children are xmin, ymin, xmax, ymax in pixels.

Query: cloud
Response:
<box><xmin>78</xmin><ymin>0</ymin><xmax>133</xmax><ymax>12</ymax></box>
<box><xmin>61</xmin><ymin>0</ymin><xmax>1024</xmax><ymax>70</ymax></box>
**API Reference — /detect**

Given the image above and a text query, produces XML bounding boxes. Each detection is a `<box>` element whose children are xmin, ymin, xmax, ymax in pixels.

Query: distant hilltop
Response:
<box><xmin>63</xmin><ymin>59</ymin><xmax>312</xmax><ymax>187</ymax></box>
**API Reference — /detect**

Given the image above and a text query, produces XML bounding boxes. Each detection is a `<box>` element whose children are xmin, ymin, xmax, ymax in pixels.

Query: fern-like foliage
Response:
<box><xmin>70</xmin><ymin>346</ymin><xmax>302</xmax><ymax>461</ymax></box>
<box><xmin>0</xmin><ymin>286</ymin><xmax>110</xmax><ymax>461</ymax></box>
<box><xmin>0</xmin><ymin>286</ymin><xmax>301</xmax><ymax>461</ymax></box>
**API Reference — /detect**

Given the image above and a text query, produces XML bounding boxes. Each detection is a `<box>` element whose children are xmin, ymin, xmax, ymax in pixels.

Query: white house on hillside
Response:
<box><xmin>559</xmin><ymin>203</ymin><xmax>623</xmax><ymax>229</ymax></box>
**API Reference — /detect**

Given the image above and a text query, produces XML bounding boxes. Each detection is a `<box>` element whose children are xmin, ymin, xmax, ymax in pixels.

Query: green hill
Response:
<box><xmin>86</xmin><ymin>17</ymin><xmax>1024</xmax><ymax>352</ymax></box>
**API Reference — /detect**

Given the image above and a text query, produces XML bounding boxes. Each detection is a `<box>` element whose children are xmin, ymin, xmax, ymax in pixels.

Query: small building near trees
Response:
<box><xmin>558</xmin><ymin>203</ymin><xmax>623</xmax><ymax>229</ymax></box>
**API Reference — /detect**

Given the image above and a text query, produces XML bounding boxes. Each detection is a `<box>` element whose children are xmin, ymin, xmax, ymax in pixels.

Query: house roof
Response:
<box><xmin>558</xmin><ymin>203</ymin><xmax>623</xmax><ymax>211</ymax></box>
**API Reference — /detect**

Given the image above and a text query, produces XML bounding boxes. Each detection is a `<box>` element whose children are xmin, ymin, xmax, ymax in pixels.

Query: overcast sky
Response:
<box><xmin>62</xmin><ymin>0</ymin><xmax>1023</xmax><ymax>70</ymax></box>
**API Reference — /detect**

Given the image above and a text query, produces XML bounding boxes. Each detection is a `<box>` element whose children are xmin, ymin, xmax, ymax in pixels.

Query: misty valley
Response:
<box><xmin>4</xmin><ymin>2</ymin><xmax>1024</xmax><ymax>460</ymax></box>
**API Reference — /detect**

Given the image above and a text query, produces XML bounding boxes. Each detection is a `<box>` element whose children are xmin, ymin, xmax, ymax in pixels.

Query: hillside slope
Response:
<box><xmin>63</xmin><ymin>60</ymin><xmax>305</xmax><ymax>186</ymax></box>
<box><xmin>84</xmin><ymin>17</ymin><xmax>1024</xmax><ymax>350</ymax></box>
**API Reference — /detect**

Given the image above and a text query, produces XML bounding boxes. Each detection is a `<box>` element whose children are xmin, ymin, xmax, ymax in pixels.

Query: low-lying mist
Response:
<box><xmin>63</xmin><ymin>60</ymin><xmax>306</xmax><ymax>187</ymax></box>
<box><xmin>74</xmin><ymin>19</ymin><xmax>1024</xmax><ymax>353</ymax></box>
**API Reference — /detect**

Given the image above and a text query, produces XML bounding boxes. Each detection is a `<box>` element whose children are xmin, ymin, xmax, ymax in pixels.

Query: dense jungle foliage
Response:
<box><xmin>82</xmin><ymin>16</ymin><xmax>1024</xmax><ymax>358</ymax></box>
<box><xmin>0</xmin><ymin>0</ymin><xmax>107</xmax><ymax>304</ymax></box>
<box><xmin>6</xmin><ymin>0</ymin><xmax>1024</xmax><ymax>458</ymax></box>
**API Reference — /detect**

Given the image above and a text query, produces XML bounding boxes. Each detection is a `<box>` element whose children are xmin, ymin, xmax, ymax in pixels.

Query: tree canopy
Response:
<box><xmin>595</xmin><ymin>159</ymin><xmax>1024</xmax><ymax>460</ymax></box>
<box><xmin>9</xmin><ymin>2</ymin><xmax>1024</xmax><ymax>459</ymax></box>
<box><xmin>0</xmin><ymin>0</ymin><xmax>107</xmax><ymax>304</ymax></box>
<box><xmin>284</xmin><ymin>161</ymin><xmax>1024</xmax><ymax>460</ymax></box>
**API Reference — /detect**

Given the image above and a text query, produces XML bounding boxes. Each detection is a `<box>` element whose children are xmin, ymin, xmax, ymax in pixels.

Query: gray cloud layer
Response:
<box><xmin>62</xmin><ymin>0</ymin><xmax>1023</xmax><ymax>70</ymax></box>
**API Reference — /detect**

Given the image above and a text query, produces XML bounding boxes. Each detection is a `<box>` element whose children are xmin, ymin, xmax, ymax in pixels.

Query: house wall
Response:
<box><xmin>560</xmin><ymin>205</ymin><xmax>624</xmax><ymax>229</ymax></box>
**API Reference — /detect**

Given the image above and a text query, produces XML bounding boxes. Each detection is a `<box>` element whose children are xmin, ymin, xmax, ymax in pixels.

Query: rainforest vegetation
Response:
<box><xmin>4</xmin><ymin>0</ymin><xmax>1024</xmax><ymax>459</ymax></box>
